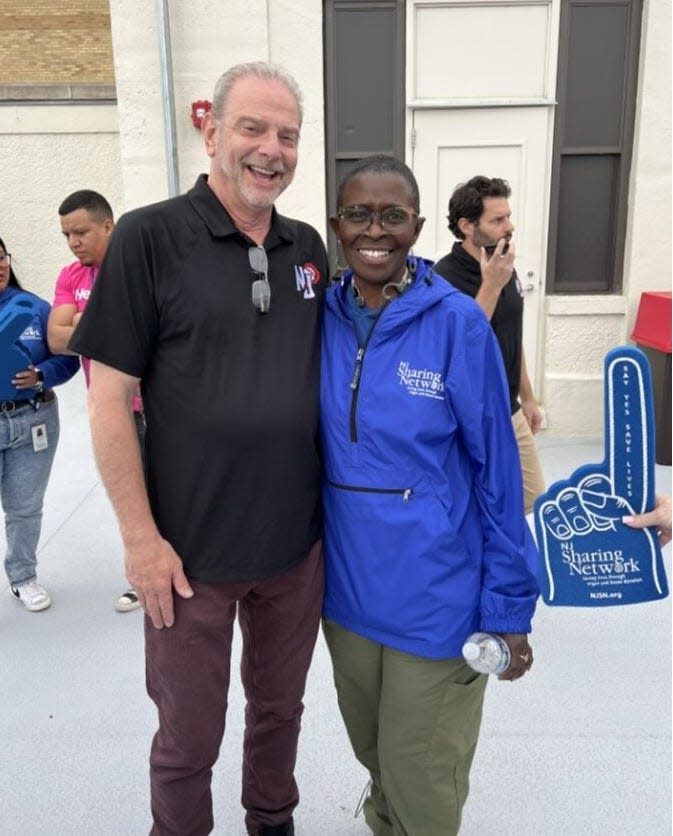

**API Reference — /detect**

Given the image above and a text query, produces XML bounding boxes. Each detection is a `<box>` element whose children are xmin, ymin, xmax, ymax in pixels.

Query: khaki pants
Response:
<box><xmin>323</xmin><ymin>620</ymin><xmax>488</xmax><ymax>836</ymax></box>
<box><xmin>512</xmin><ymin>408</ymin><xmax>546</xmax><ymax>514</ymax></box>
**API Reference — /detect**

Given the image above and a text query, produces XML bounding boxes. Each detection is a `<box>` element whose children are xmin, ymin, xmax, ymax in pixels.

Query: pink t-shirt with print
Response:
<box><xmin>53</xmin><ymin>261</ymin><xmax>142</xmax><ymax>412</ymax></box>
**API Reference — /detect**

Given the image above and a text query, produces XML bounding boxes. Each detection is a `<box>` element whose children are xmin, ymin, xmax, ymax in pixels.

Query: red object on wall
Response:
<box><xmin>631</xmin><ymin>291</ymin><xmax>672</xmax><ymax>352</ymax></box>
<box><xmin>190</xmin><ymin>100</ymin><xmax>212</xmax><ymax>129</ymax></box>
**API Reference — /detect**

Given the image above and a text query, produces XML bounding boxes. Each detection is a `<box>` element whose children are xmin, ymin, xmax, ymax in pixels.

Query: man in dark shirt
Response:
<box><xmin>71</xmin><ymin>62</ymin><xmax>327</xmax><ymax>836</ymax></box>
<box><xmin>434</xmin><ymin>175</ymin><xmax>544</xmax><ymax>513</ymax></box>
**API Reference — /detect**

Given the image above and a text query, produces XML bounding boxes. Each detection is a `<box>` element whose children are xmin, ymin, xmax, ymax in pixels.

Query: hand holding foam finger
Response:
<box><xmin>534</xmin><ymin>347</ymin><xmax>668</xmax><ymax>606</ymax></box>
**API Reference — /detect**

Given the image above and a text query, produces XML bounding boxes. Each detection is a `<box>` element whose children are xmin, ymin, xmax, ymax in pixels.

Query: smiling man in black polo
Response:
<box><xmin>71</xmin><ymin>62</ymin><xmax>327</xmax><ymax>836</ymax></box>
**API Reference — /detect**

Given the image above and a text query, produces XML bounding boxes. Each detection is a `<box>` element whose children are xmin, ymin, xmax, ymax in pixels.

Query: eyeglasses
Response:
<box><xmin>0</xmin><ymin>253</ymin><xmax>11</xmax><ymax>265</ymax></box>
<box><xmin>336</xmin><ymin>206</ymin><xmax>418</xmax><ymax>231</ymax></box>
<box><xmin>249</xmin><ymin>246</ymin><xmax>271</xmax><ymax>313</ymax></box>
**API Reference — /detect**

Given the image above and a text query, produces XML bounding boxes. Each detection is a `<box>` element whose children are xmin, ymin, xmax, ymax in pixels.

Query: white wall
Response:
<box><xmin>108</xmin><ymin>0</ymin><xmax>327</xmax><ymax>237</ymax></box>
<box><xmin>623</xmin><ymin>0</ymin><xmax>672</xmax><ymax>315</ymax></box>
<box><xmin>0</xmin><ymin>104</ymin><xmax>123</xmax><ymax>302</ymax></box>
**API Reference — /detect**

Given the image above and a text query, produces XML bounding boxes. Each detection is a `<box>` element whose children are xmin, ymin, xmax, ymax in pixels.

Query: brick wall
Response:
<box><xmin>0</xmin><ymin>1</ymin><xmax>114</xmax><ymax>84</ymax></box>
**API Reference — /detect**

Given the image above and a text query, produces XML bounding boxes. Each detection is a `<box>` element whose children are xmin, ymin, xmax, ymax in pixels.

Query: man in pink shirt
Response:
<box><xmin>48</xmin><ymin>190</ymin><xmax>143</xmax><ymax>613</ymax></box>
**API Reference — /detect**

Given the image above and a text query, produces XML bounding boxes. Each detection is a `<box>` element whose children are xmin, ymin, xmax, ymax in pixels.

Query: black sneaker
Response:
<box><xmin>258</xmin><ymin>822</ymin><xmax>294</xmax><ymax>836</ymax></box>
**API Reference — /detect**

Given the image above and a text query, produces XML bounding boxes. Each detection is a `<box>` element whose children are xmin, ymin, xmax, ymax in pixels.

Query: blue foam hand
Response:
<box><xmin>0</xmin><ymin>296</ymin><xmax>37</xmax><ymax>400</ymax></box>
<box><xmin>534</xmin><ymin>346</ymin><xmax>668</xmax><ymax>606</ymax></box>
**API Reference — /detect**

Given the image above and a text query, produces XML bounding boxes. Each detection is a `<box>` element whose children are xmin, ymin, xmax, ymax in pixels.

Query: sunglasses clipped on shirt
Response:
<box><xmin>249</xmin><ymin>246</ymin><xmax>271</xmax><ymax>313</ymax></box>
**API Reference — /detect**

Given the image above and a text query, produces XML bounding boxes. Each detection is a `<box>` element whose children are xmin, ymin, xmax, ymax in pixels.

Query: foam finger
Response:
<box><xmin>604</xmin><ymin>348</ymin><xmax>653</xmax><ymax>513</ymax></box>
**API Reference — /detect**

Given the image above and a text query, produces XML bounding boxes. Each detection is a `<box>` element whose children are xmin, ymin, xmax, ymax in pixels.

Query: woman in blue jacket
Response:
<box><xmin>0</xmin><ymin>237</ymin><xmax>79</xmax><ymax>611</ymax></box>
<box><xmin>321</xmin><ymin>157</ymin><xmax>539</xmax><ymax>835</ymax></box>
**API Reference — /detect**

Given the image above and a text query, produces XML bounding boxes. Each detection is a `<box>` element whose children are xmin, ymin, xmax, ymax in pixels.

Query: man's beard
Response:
<box><xmin>218</xmin><ymin>156</ymin><xmax>292</xmax><ymax>209</ymax></box>
<box><xmin>472</xmin><ymin>224</ymin><xmax>511</xmax><ymax>250</ymax></box>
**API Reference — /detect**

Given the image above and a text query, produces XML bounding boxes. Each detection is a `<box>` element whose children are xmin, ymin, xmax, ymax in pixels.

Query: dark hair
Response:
<box><xmin>212</xmin><ymin>61</ymin><xmax>303</xmax><ymax>124</ymax></box>
<box><xmin>447</xmin><ymin>176</ymin><xmax>511</xmax><ymax>240</ymax></box>
<box><xmin>58</xmin><ymin>190</ymin><xmax>114</xmax><ymax>222</ymax></box>
<box><xmin>0</xmin><ymin>235</ymin><xmax>23</xmax><ymax>290</ymax></box>
<box><xmin>337</xmin><ymin>154</ymin><xmax>420</xmax><ymax>213</ymax></box>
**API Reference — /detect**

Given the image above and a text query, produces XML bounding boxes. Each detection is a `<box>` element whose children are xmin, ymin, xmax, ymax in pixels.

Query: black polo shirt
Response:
<box><xmin>71</xmin><ymin>174</ymin><xmax>328</xmax><ymax>582</ymax></box>
<box><xmin>434</xmin><ymin>242</ymin><xmax>523</xmax><ymax>415</ymax></box>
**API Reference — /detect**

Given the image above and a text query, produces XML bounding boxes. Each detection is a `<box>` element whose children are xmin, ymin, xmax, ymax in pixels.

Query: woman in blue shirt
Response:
<box><xmin>0</xmin><ymin>236</ymin><xmax>79</xmax><ymax>611</ymax></box>
<box><xmin>320</xmin><ymin>157</ymin><xmax>539</xmax><ymax>835</ymax></box>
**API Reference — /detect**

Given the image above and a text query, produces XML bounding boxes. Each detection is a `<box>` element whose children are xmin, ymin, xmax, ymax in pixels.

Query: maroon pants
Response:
<box><xmin>145</xmin><ymin>542</ymin><xmax>324</xmax><ymax>836</ymax></box>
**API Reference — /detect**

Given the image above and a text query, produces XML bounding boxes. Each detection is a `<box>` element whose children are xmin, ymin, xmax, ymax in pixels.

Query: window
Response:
<box><xmin>323</xmin><ymin>0</ymin><xmax>405</xmax><ymax>273</ymax></box>
<box><xmin>547</xmin><ymin>0</ymin><xmax>642</xmax><ymax>293</ymax></box>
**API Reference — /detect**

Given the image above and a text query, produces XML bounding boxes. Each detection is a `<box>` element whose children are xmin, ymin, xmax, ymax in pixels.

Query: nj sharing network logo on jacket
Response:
<box><xmin>397</xmin><ymin>361</ymin><xmax>445</xmax><ymax>401</ymax></box>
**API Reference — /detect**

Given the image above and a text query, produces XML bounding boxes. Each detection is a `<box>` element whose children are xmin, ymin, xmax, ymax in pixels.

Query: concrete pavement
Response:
<box><xmin>1</xmin><ymin>377</ymin><xmax>670</xmax><ymax>835</ymax></box>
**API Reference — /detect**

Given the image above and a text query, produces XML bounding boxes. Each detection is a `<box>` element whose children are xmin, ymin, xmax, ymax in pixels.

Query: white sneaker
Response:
<box><xmin>115</xmin><ymin>589</ymin><xmax>142</xmax><ymax>613</ymax></box>
<box><xmin>10</xmin><ymin>580</ymin><xmax>51</xmax><ymax>612</ymax></box>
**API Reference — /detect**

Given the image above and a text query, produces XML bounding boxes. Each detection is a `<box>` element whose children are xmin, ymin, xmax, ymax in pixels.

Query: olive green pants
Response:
<box><xmin>323</xmin><ymin>619</ymin><xmax>488</xmax><ymax>836</ymax></box>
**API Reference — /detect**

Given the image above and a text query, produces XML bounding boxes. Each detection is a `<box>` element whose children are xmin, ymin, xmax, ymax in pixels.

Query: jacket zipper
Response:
<box><xmin>327</xmin><ymin>480</ymin><xmax>413</xmax><ymax>502</ymax></box>
<box><xmin>348</xmin><ymin>306</ymin><xmax>387</xmax><ymax>442</ymax></box>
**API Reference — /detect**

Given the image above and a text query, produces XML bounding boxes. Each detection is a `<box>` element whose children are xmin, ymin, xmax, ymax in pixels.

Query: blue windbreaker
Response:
<box><xmin>320</xmin><ymin>257</ymin><xmax>539</xmax><ymax>659</ymax></box>
<box><xmin>0</xmin><ymin>286</ymin><xmax>80</xmax><ymax>400</ymax></box>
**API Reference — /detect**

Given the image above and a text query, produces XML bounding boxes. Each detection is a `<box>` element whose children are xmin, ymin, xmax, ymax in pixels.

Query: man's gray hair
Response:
<box><xmin>212</xmin><ymin>61</ymin><xmax>303</xmax><ymax>124</ymax></box>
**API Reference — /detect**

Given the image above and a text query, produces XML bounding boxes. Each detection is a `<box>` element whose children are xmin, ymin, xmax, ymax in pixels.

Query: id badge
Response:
<box><xmin>32</xmin><ymin>423</ymin><xmax>48</xmax><ymax>452</ymax></box>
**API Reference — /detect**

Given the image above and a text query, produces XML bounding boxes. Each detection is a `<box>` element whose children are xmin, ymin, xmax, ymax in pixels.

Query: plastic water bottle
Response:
<box><xmin>462</xmin><ymin>632</ymin><xmax>511</xmax><ymax>675</ymax></box>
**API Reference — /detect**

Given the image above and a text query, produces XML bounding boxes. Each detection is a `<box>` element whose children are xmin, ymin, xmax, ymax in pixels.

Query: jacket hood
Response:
<box><xmin>327</xmin><ymin>255</ymin><xmax>460</xmax><ymax>338</ymax></box>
